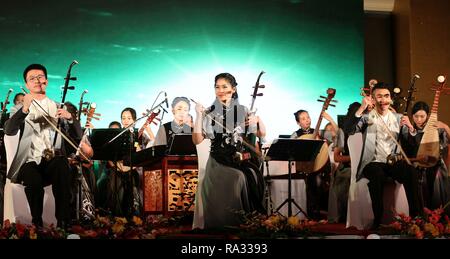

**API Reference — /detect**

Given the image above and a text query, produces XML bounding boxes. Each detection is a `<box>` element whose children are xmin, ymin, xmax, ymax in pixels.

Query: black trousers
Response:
<box><xmin>362</xmin><ymin>161</ymin><xmax>421</xmax><ymax>226</ymax></box>
<box><xmin>17</xmin><ymin>156</ymin><xmax>72</xmax><ymax>226</ymax></box>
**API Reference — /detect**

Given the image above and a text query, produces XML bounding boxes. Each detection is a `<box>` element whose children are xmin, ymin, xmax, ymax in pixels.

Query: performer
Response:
<box><xmin>153</xmin><ymin>96</ymin><xmax>193</xmax><ymax>148</ymax></box>
<box><xmin>63</xmin><ymin>102</ymin><xmax>96</xmax><ymax>221</ymax></box>
<box><xmin>345</xmin><ymin>82</ymin><xmax>421</xmax><ymax>228</ymax></box>
<box><xmin>108</xmin><ymin>121</ymin><xmax>121</xmax><ymax>129</ymax></box>
<box><xmin>8</xmin><ymin>93</ymin><xmax>25</xmax><ymax>114</ymax></box>
<box><xmin>290</xmin><ymin>109</ymin><xmax>336</xmax><ymax>219</ymax></box>
<box><xmin>400</xmin><ymin>101</ymin><xmax>450</xmax><ymax>213</ymax></box>
<box><xmin>104</xmin><ymin>107</ymin><xmax>141</xmax><ymax>216</ymax></box>
<box><xmin>193</xmin><ymin>72</ymin><xmax>266</xmax><ymax>229</ymax></box>
<box><xmin>4</xmin><ymin>64</ymin><xmax>82</xmax><ymax>228</ymax></box>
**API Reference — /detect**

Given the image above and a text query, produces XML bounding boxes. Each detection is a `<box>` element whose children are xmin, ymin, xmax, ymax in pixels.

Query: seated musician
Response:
<box><xmin>63</xmin><ymin>102</ymin><xmax>96</xmax><ymax>221</ymax></box>
<box><xmin>152</xmin><ymin>97</ymin><xmax>193</xmax><ymax>149</ymax></box>
<box><xmin>8</xmin><ymin>93</ymin><xmax>25</xmax><ymax>116</ymax></box>
<box><xmin>4</xmin><ymin>64</ymin><xmax>82</xmax><ymax>228</ymax></box>
<box><xmin>290</xmin><ymin>109</ymin><xmax>337</xmax><ymax>219</ymax></box>
<box><xmin>345</xmin><ymin>82</ymin><xmax>421</xmax><ymax>229</ymax></box>
<box><xmin>104</xmin><ymin>108</ymin><xmax>141</xmax><ymax>216</ymax></box>
<box><xmin>400</xmin><ymin>101</ymin><xmax>450</xmax><ymax>213</ymax></box>
<box><xmin>193</xmin><ymin>73</ymin><xmax>266</xmax><ymax>229</ymax></box>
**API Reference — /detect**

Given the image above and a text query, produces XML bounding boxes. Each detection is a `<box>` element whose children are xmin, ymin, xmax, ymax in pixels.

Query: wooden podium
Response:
<box><xmin>142</xmin><ymin>156</ymin><xmax>198</xmax><ymax>216</ymax></box>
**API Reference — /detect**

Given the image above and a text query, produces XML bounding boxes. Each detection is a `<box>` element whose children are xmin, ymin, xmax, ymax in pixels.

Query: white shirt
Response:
<box><xmin>26</xmin><ymin>97</ymin><xmax>58</xmax><ymax>164</ymax></box>
<box><xmin>374</xmin><ymin>112</ymin><xmax>398</xmax><ymax>163</ymax></box>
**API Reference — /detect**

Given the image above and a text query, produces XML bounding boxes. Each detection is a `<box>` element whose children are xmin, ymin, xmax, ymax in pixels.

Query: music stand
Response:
<box><xmin>90</xmin><ymin>128</ymin><xmax>139</xmax><ymax>217</ymax></box>
<box><xmin>265</xmin><ymin>138</ymin><xmax>323</xmax><ymax>218</ymax></box>
<box><xmin>167</xmin><ymin>133</ymin><xmax>197</xmax><ymax>156</ymax></box>
<box><xmin>91</xmin><ymin>128</ymin><xmax>138</xmax><ymax>161</ymax></box>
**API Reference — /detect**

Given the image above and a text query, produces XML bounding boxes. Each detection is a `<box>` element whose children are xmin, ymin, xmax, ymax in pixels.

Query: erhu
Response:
<box><xmin>52</xmin><ymin>60</ymin><xmax>78</xmax><ymax>148</ymax></box>
<box><xmin>386</xmin><ymin>74</ymin><xmax>419</xmax><ymax>165</ymax></box>
<box><xmin>244</xmin><ymin>71</ymin><xmax>266</xmax><ymax>163</ymax></box>
<box><xmin>75</xmin><ymin>101</ymin><xmax>101</xmax><ymax>159</ymax></box>
<box><xmin>77</xmin><ymin>89</ymin><xmax>89</xmax><ymax>121</ymax></box>
<box><xmin>190</xmin><ymin>98</ymin><xmax>262</xmax><ymax>163</ymax></box>
<box><xmin>137</xmin><ymin>109</ymin><xmax>161</xmax><ymax>146</ymax></box>
<box><xmin>360</xmin><ymin>79</ymin><xmax>377</xmax><ymax>111</ymax></box>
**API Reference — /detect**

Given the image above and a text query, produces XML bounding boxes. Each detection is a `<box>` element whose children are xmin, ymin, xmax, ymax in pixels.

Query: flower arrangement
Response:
<box><xmin>0</xmin><ymin>214</ymin><xmax>189</xmax><ymax>239</ymax></box>
<box><xmin>235</xmin><ymin>211</ymin><xmax>327</xmax><ymax>238</ymax></box>
<box><xmin>386</xmin><ymin>206</ymin><xmax>450</xmax><ymax>239</ymax></box>
<box><xmin>0</xmin><ymin>220</ymin><xmax>65</xmax><ymax>239</ymax></box>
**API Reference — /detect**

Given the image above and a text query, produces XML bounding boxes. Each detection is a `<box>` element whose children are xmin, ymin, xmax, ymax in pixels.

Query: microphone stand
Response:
<box><xmin>262</xmin><ymin>146</ymin><xmax>274</xmax><ymax>215</ymax></box>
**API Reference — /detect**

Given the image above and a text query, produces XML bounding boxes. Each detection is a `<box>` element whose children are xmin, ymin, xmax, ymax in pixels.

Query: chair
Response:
<box><xmin>192</xmin><ymin>138</ymin><xmax>211</xmax><ymax>229</ymax></box>
<box><xmin>346</xmin><ymin>133</ymin><xmax>409</xmax><ymax>230</ymax></box>
<box><xmin>327</xmin><ymin>142</ymin><xmax>340</xmax><ymax>222</ymax></box>
<box><xmin>3</xmin><ymin>131</ymin><xmax>57</xmax><ymax>226</ymax></box>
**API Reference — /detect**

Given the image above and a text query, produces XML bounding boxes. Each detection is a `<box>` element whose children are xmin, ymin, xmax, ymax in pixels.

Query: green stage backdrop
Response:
<box><xmin>0</xmin><ymin>0</ymin><xmax>363</xmax><ymax>140</ymax></box>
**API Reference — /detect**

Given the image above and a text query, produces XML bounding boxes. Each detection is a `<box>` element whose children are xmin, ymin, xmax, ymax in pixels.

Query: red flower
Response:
<box><xmin>423</xmin><ymin>207</ymin><xmax>432</xmax><ymax>215</ymax></box>
<box><xmin>15</xmin><ymin>223</ymin><xmax>26</xmax><ymax>238</ymax></box>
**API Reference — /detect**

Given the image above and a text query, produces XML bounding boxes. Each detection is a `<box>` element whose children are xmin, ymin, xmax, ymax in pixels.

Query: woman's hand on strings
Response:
<box><xmin>245</xmin><ymin>114</ymin><xmax>259</xmax><ymax>127</ymax></box>
<box><xmin>56</xmin><ymin>108</ymin><xmax>72</xmax><ymax>120</ymax></box>
<box><xmin>400</xmin><ymin>115</ymin><xmax>414</xmax><ymax>132</ymax></box>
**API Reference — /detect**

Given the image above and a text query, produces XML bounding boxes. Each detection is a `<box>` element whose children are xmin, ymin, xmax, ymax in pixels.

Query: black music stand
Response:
<box><xmin>265</xmin><ymin>138</ymin><xmax>323</xmax><ymax>218</ymax></box>
<box><xmin>90</xmin><ymin>128</ymin><xmax>139</xmax><ymax>216</ymax></box>
<box><xmin>91</xmin><ymin>128</ymin><xmax>137</xmax><ymax>161</ymax></box>
<box><xmin>167</xmin><ymin>133</ymin><xmax>197</xmax><ymax>156</ymax></box>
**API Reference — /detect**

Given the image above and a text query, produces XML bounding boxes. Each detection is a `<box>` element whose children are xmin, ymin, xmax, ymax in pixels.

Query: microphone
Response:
<box><xmin>164</xmin><ymin>92</ymin><xmax>169</xmax><ymax>109</ymax></box>
<box><xmin>8</xmin><ymin>88</ymin><xmax>13</xmax><ymax>93</ymax></box>
<box><xmin>414</xmin><ymin>74</ymin><xmax>420</xmax><ymax>79</ymax></box>
<box><xmin>82</xmin><ymin>89</ymin><xmax>88</xmax><ymax>94</ymax></box>
<box><xmin>71</xmin><ymin>60</ymin><xmax>79</xmax><ymax>66</ymax></box>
